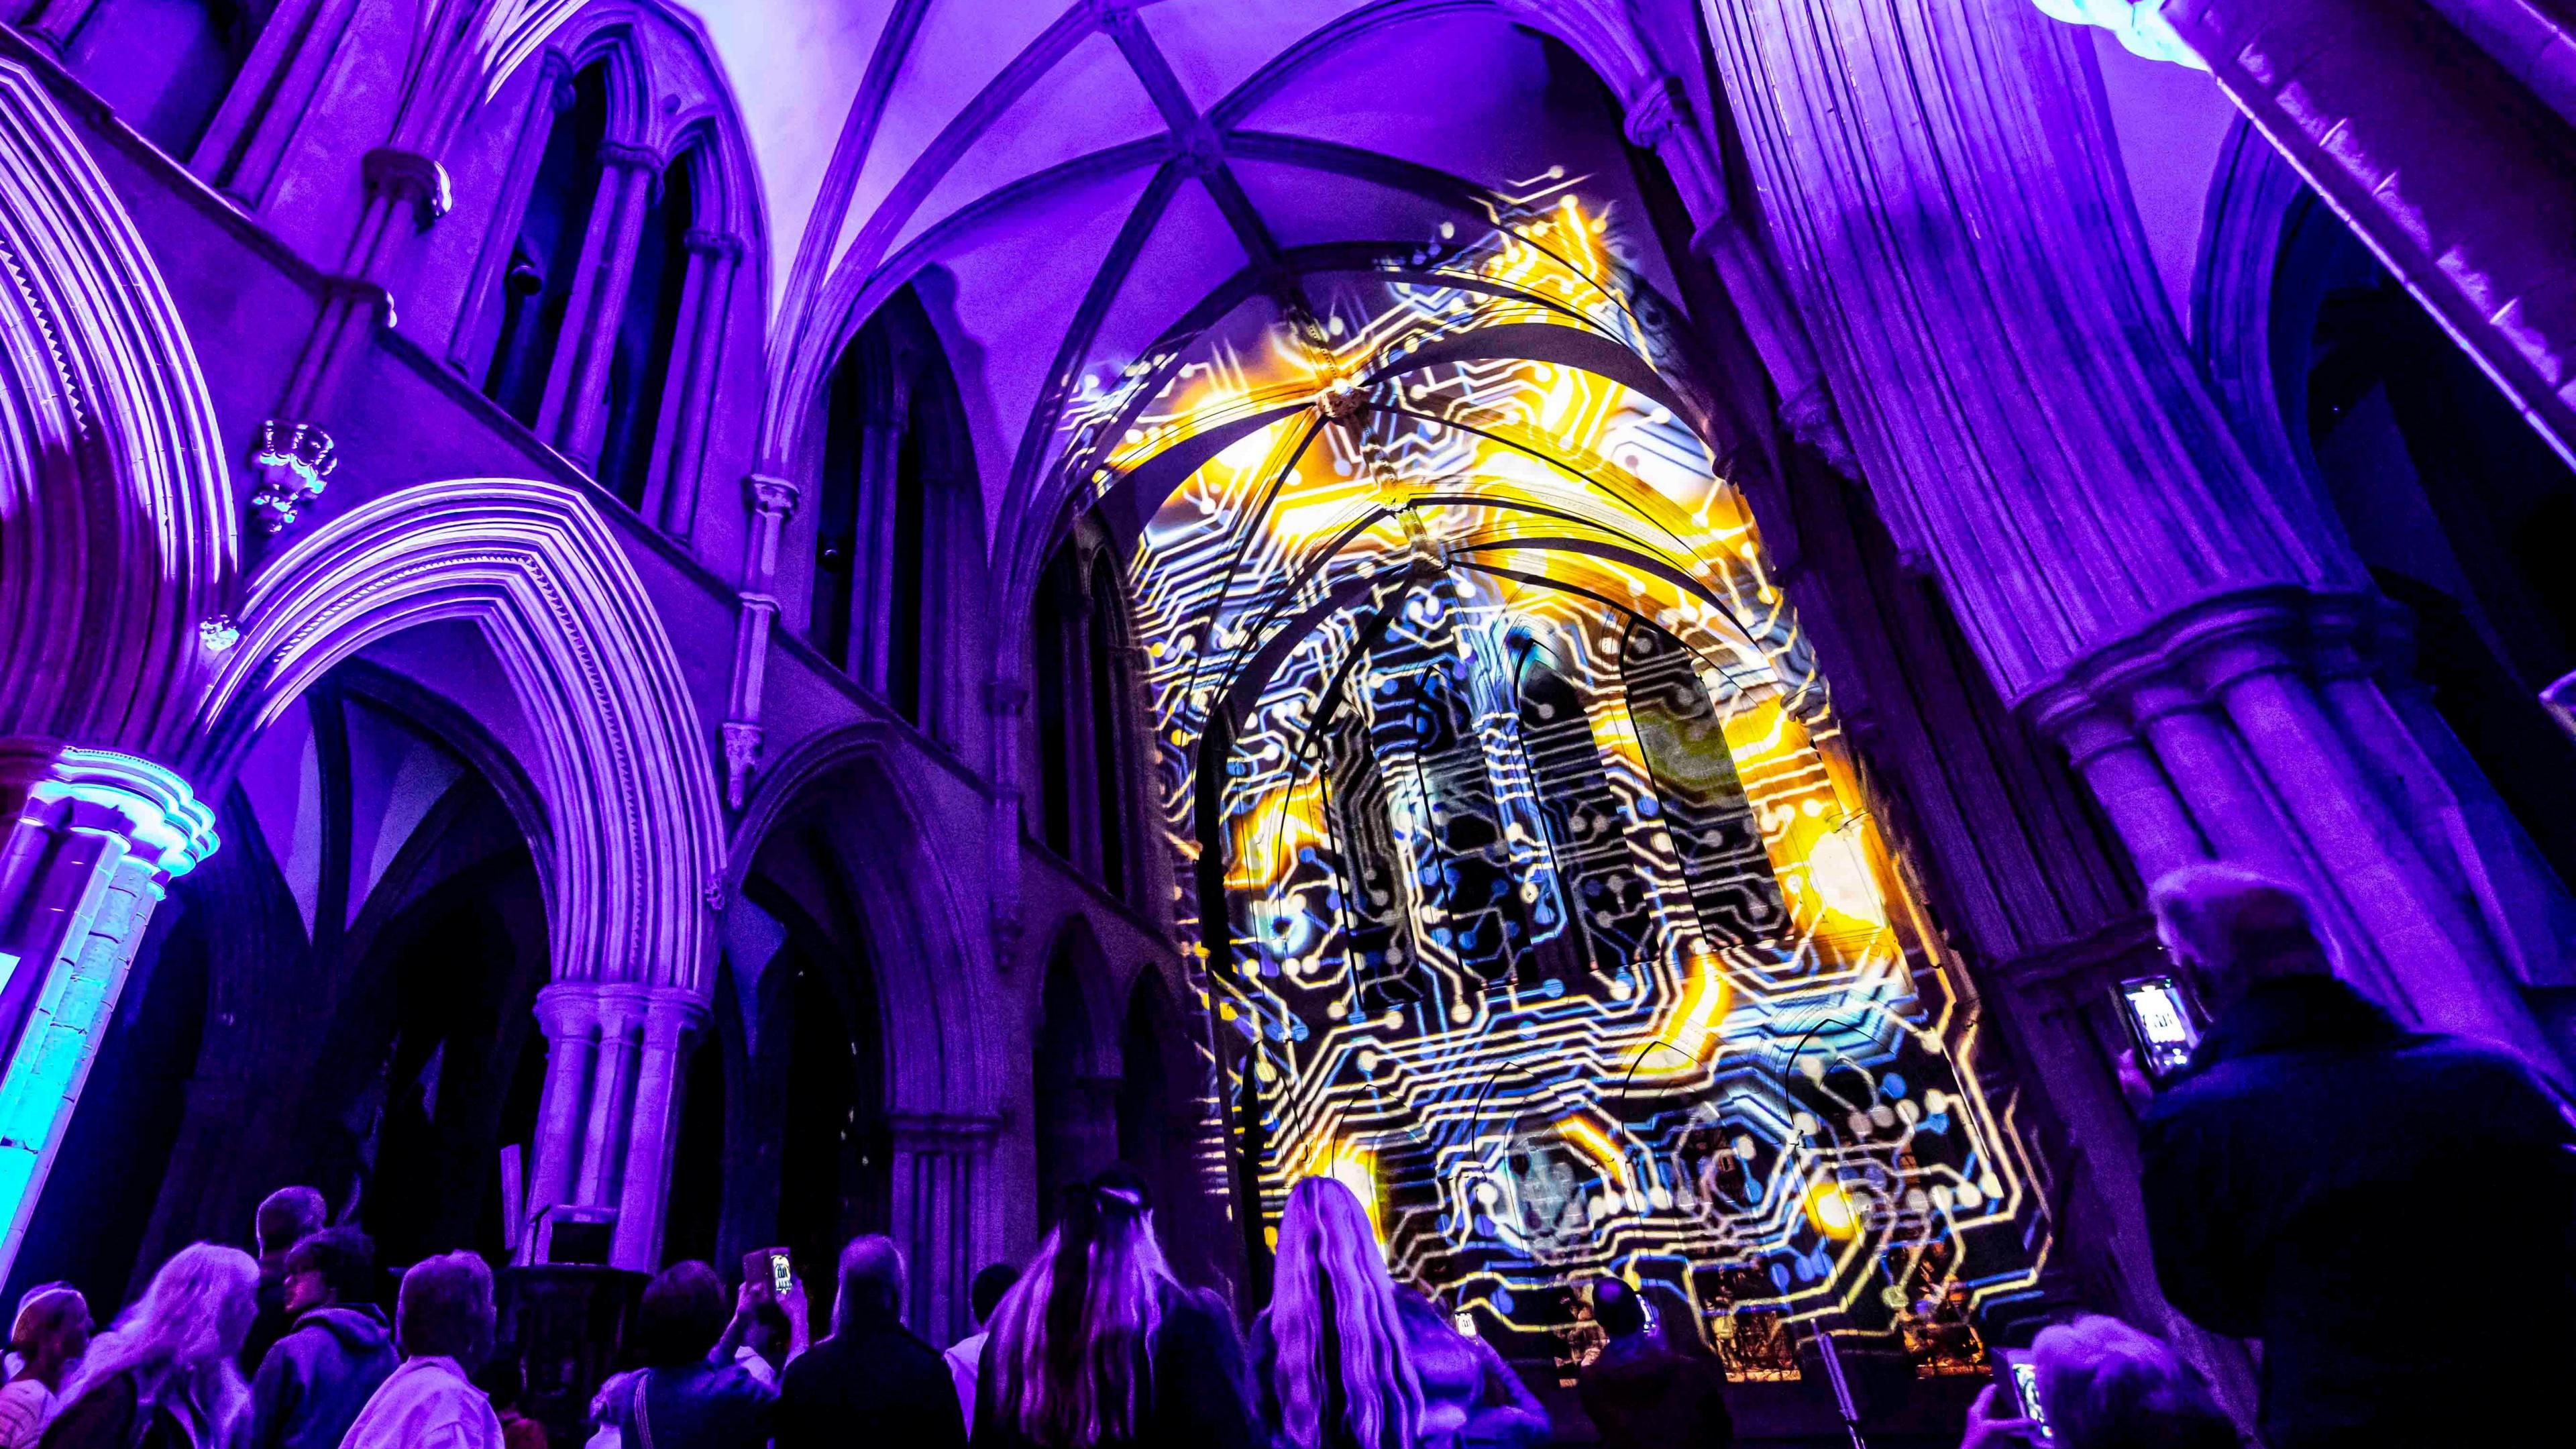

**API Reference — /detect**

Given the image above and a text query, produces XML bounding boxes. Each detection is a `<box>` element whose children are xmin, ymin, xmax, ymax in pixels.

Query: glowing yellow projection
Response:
<box><xmin>1066</xmin><ymin>193</ymin><xmax>2041</xmax><ymax>1377</ymax></box>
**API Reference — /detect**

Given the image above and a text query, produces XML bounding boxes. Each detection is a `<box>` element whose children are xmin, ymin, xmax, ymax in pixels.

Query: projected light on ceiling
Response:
<box><xmin>1065</xmin><ymin>186</ymin><xmax>2044</xmax><ymax>1373</ymax></box>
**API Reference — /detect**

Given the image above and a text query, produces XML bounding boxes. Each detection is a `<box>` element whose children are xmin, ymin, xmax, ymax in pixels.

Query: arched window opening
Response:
<box><xmin>1511</xmin><ymin>648</ymin><xmax>1650</xmax><ymax>981</ymax></box>
<box><xmin>1324</xmin><ymin>682</ymin><xmax>1417</xmax><ymax>1015</ymax></box>
<box><xmin>1031</xmin><ymin>544</ymin><xmax>1078</xmax><ymax>858</ymax></box>
<box><xmin>1087</xmin><ymin>564</ymin><xmax>1132</xmax><ymax>902</ymax></box>
<box><xmin>1620</xmin><ymin>620</ymin><xmax>1786</xmax><ymax>949</ymax></box>
<box><xmin>64</xmin><ymin>0</ymin><xmax>268</xmax><ymax>160</ymax></box>
<box><xmin>810</xmin><ymin>286</ymin><xmax>979</xmax><ymax>732</ymax></box>
<box><xmin>452</xmin><ymin>40</ymin><xmax>751</xmax><ymax>535</ymax></box>
<box><xmin>600</xmin><ymin>148</ymin><xmax>696</xmax><ymax>510</ymax></box>
<box><xmin>481</xmin><ymin>62</ymin><xmax>608</xmax><ymax>427</ymax></box>
<box><xmin>1033</xmin><ymin>942</ymin><xmax>1095</xmax><ymax>1229</ymax></box>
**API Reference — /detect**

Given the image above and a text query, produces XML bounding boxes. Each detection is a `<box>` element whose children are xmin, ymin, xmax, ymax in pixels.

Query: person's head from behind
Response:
<box><xmin>65</xmin><ymin>1242</ymin><xmax>257</xmax><ymax>1408</ymax></box>
<box><xmin>1591</xmin><ymin>1278</ymin><xmax>1648</xmax><ymax>1344</ymax></box>
<box><xmin>9</xmin><ymin>1284</ymin><xmax>89</xmax><ymax>1384</ymax></box>
<box><xmin>396</xmin><ymin>1252</ymin><xmax>495</xmax><ymax>1371</ymax></box>
<box><xmin>282</xmin><ymin>1228</ymin><xmax>375</xmax><ymax>1319</ymax></box>
<box><xmin>255</xmin><ymin>1187</ymin><xmax>327</xmax><ymax>1261</ymax></box>
<box><xmin>969</xmin><ymin>1263</ymin><xmax>1019</xmax><ymax>1330</ymax></box>
<box><xmin>2030</xmin><ymin>1316</ymin><xmax>2236</xmax><ymax>1449</ymax></box>
<box><xmin>833</xmin><ymin>1235</ymin><xmax>906</xmax><ymax>1335</ymax></box>
<box><xmin>987</xmin><ymin>1166</ymin><xmax>1178</xmax><ymax>1448</ymax></box>
<box><xmin>636</xmin><ymin>1262</ymin><xmax>728</xmax><ymax>1368</ymax></box>
<box><xmin>1269</xmin><ymin>1175</ymin><xmax>1423</xmax><ymax>1449</ymax></box>
<box><xmin>2148</xmin><ymin>862</ymin><xmax>2332</xmax><ymax>1020</ymax></box>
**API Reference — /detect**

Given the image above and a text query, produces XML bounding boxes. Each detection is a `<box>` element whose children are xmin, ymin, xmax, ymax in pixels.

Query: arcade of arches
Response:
<box><xmin>1</xmin><ymin>0</ymin><xmax>2571</xmax><ymax>1436</ymax></box>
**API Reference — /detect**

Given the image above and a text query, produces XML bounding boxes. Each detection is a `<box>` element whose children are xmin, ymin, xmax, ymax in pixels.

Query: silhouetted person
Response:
<box><xmin>241</xmin><ymin>1188</ymin><xmax>325</xmax><ymax>1373</ymax></box>
<box><xmin>246</xmin><ymin>1228</ymin><xmax>395</xmax><ymax>1449</ymax></box>
<box><xmin>1958</xmin><ymin>1316</ymin><xmax>2233</xmax><ymax>1449</ymax></box>
<box><xmin>945</xmin><ymin>1263</ymin><xmax>1019</xmax><ymax>1434</ymax></box>
<box><xmin>42</xmin><ymin>1243</ymin><xmax>258</xmax><ymax>1449</ymax></box>
<box><xmin>1250</xmin><ymin>1176</ymin><xmax>1548</xmax><ymax>1449</ymax></box>
<box><xmin>0</xmin><ymin>1286</ymin><xmax>89</xmax><ymax>1447</ymax></box>
<box><xmin>1574</xmin><ymin>1280</ymin><xmax>1728</xmax><ymax>1449</ymax></box>
<box><xmin>592</xmin><ymin>1263</ymin><xmax>772</xmax><ymax>1449</ymax></box>
<box><xmin>339</xmin><ymin>1252</ymin><xmax>503</xmax><ymax>1449</ymax></box>
<box><xmin>2136</xmin><ymin>862</ymin><xmax>2576</xmax><ymax>1448</ymax></box>
<box><xmin>777</xmin><ymin>1236</ymin><xmax>962</xmax><ymax>1449</ymax></box>
<box><xmin>977</xmin><ymin>1167</ymin><xmax>1259</xmax><ymax>1449</ymax></box>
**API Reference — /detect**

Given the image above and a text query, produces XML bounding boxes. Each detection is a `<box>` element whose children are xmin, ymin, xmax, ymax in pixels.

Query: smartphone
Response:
<box><xmin>1992</xmin><ymin>1347</ymin><xmax>2052</xmax><ymax>1440</ymax></box>
<box><xmin>743</xmin><ymin>1248</ymin><xmax>794</xmax><ymax>1297</ymax></box>
<box><xmin>2116</xmin><ymin>975</ymin><xmax>2200</xmax><ymax>1084</ymax></box>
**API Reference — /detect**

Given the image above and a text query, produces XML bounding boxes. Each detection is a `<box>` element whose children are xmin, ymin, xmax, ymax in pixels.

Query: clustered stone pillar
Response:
<box><xmin>540</xmin><ymin>142</ymin><xmax>664</xmax><ymax>460</ymax></box>
<box><xmin>0</xmin><ymin>743</ymin><xmax>218</xmax><ymax>1282</ymax></box>
<box><xmin>888</xmin><ymin>1111</ymin><xmax>996</xmax><ymax>1342</ymax></box>
<box><xmin>524</xmin><ymin>980</ymin><xmax>706</xmax><ymax>1270</ymax></box>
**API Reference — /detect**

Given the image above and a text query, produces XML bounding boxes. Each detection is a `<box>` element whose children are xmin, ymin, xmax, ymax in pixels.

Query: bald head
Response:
<box><xmin>835</xmin><ymin>1235</ymin><xmax>906</xmax><ymax>1332</ymax></box>
<box><xmin>2149</xmin><ymin>863</ymin><xmax>2332</xmax><ymax>1016</ymax></box>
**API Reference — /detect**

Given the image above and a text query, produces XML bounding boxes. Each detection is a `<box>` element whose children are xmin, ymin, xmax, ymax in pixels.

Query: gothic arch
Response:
<box><xmin>193</xmin><ymin>476</ymin><xmax>724</xmax><ymax>994</ymax></box>
<box><xmin>0</xmin><ymin>58</ymin><xmax>233</xmax><ymax>753</ymax></box>
<box><xmin>729</xmin><ymin>727</ymin><xmax>996</xmax><ymax>1117</ymax></box>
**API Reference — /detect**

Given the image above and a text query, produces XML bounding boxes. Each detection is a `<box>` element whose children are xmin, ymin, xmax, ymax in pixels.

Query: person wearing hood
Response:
<box><xmin>1574</xmin><ymin>1281</ymin><xmax>1730</xmax><ymax>1449</ymax></box>
<box><xmin>246</xmin><ymin>1228</ymin><xmax>396</xmax><ymax>1449</ymax></box>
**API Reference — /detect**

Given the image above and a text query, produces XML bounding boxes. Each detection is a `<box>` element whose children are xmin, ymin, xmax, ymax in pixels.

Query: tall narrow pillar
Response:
<box><xmin>888</xmin><ymin>1112</ymin><xmax>996</xmax><ymax>1342</ymax></box>
<box><xmin>612</xmin><ymin>987</ymin><xmax>706</xmax><ymax>1269</ymax></box>
<box><xmin>0</xmin><ymin>743</ymin><xmax>217</xmax><ymax>1284</ymax></box>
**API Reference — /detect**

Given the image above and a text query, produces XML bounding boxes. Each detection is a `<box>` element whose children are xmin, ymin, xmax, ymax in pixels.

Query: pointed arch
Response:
<box><xmin>194</xmin><ymin>476</ymin><xmax>724</xmax><ymax>993</ymax></box>
<box><xmin>728</xmin><ymin>726</ymin><xmax>995</xmax><ymax>1116</ymax></box>
<box><xmin>0</xmin><ymin>58</ymin><xmax>234</xmax><ymax>753</ymax></box>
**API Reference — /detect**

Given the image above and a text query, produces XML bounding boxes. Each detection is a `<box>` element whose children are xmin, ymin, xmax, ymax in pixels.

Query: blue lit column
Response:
<box><xmin>0</xmin><ymin>743</ymin><xmax>217</xmax><ymax>1281</ymax></box>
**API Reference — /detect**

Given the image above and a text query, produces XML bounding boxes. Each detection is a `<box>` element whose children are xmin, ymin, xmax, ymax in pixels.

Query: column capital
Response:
<box><xmin>888</xmin><ymin>1112</ymin><xmax>1000</xmax><ymax>1151</ymax></box>
<box><xmin>1</xmin><ymin>742</ymin><xmax>218</xmax><ymax>880</ymax></box>
<box><xmin>684</xmin><ymin>229</ymin><xmax>747</xmax><ymax>261</ymax></box>
<box><xmin>533</xmin><ymin>981</ymin><xmax>604</xmax><ymax>1038</ymax></box>
<box><xmin>745</xmin><ymin>473</ymin><xmax>800</xmax><ymax>517</ymax></box>
<box><xmin>598</xmin><ymin>142</ymin><xmax>664</xmax><ymax>174</ymax></box>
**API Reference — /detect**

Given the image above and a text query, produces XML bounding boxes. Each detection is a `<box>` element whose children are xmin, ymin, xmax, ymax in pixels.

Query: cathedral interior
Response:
<box><xmin>1</xmin><ymin>0</ymin><xmax>2571</xmax><ymax>1441</ymax></box>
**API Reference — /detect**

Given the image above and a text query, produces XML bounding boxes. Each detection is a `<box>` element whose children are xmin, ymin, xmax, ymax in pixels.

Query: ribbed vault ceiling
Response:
<box><xmin>680</xmin><ymin>0</ymin><xmax>1677</xmax><ymax>551</ymax></box>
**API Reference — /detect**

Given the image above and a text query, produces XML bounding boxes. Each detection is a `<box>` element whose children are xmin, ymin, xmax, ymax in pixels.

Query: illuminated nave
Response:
<box><xmin>1</xmin><ymin>1</ymin><xmax>2571</xmax><ymax>1444</ymax></box>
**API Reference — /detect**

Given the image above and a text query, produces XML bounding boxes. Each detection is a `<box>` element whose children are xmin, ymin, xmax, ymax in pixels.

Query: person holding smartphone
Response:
<box><xmin>1955</xmin><ymin>1318</ymin><xmax>2231</xmax><ymax>1448</ymax></box>
<box><xmin>2134</xmin><ymin>863</ymin><xmax>2576</xmax><ymax>1449</ymax></box>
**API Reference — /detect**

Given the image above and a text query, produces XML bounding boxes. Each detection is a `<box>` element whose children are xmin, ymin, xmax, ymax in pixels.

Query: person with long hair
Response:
<box><xmin>42</xmin><ymin>1243</ymin><xmax>259</xmax><ymax>1449</ymax></box>
<box><xmin>1250</xmin><ymin>1177</ymin><xmax>1548</xmax><ymax>1449</ymax></box>
<box><xmin>974</xmin><ymin>1168</ymin><xmax>1260</xmax><ymax>1449</ymax></box>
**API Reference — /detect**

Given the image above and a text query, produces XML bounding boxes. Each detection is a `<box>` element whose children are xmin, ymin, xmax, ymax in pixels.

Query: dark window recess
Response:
<box><xmin>484</xmin><ymin>64</ymin><xmax>608</xmax><ymax>425</ymax></box>
<box><xmin>600</xmin><ymin>154</ymin><xmax>696</xmax><ymax>508</ymax></box>
<box><xmin>1087</xmin><ymin>565</ymin><xmax>1129</xmax><ymax>900</ymax></box>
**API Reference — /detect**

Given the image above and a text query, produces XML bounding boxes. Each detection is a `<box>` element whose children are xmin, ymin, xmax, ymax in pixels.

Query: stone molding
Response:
<box><xmin>198</xmin><ymin>476</ymin><xmax>725</xmax><ymax>993</ymax></box>
<box><xmin>0</xmin><ymin>59</ymin><xmax>233</xmax><ymax>752</ymax></box>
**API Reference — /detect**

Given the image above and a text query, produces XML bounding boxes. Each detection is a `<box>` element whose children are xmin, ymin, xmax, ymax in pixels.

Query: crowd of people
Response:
<box><xmin>1</xmin><ymin>861</ymin><xmax>2567</xmax><ymax>1448</ymax></box>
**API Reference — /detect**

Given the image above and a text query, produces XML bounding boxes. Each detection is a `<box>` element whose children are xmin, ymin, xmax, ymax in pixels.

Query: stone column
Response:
<box><xmin>888</xmin><ymin>1112</ymin><xmax>997</xmax><ymax>1342</ymax></box>
<box><xmin>524</xmin><ymin>982</ymin><xmax>602</xmax><ymax>1260</ymax></box>
<box><xmin>535</xmin><ymin>145</ymin><xmax>656</xmax><ymax>447</ymax></box>
<box><xmin>650</xmin><ymin>230</ymin><xmax>744</xmax><ymax>540</ymax></box>
<box><xmin>612</xmin><ymin>987</ymin><xmax>707</xmax><ymax>1269</ymax></box>
<box><xmin>1699</xmin><ymin>0</ymin><xmax>2562</xmax><ymax>1065</ymax></box>
<box><xmin>0</xmin><ymin>743</ymin><xmax>217</xmax><ymax>1283</ymax></box>
<box><xmin>721</xmin><ymin>474</ymin><xmax>802</xmax><ymax>809</ymax></box>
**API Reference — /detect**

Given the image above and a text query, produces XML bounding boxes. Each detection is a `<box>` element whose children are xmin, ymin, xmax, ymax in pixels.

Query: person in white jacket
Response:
<box><xmin>338</xmin><ymin>1253</ymin><xmax>504</xmax><ymax>1449</ymax></box>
